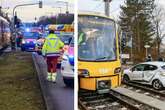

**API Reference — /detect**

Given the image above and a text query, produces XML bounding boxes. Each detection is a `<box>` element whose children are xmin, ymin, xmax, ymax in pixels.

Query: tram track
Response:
<box><xmin>123</xmin><ymin>82</ymin><xmax>165</xmax><ymax>101</ymax></box>
<box><xmin>78</xmin><ymin>89</ymin><xmax>158</xmax><ymax>110</ymax></box>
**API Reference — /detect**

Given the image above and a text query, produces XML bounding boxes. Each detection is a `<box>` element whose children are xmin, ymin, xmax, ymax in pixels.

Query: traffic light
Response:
<box><xmin>39</xmin><ymin>1</ymin><xmax>42</xmax><ymax>8</ymax></box>
<box><xmin>16</xmin><ymin>21</ymin><xmax>20</xmax><ymax>28</ymax></box>
<box><xmin>14</xmin><ymin>15</ymin><xmax>18</xmax><ymax>25</ymax></box>
<box><xmin>121</xmin><ymin>37</ymin><xmax>126</xmax><ymax>50</ymax></box>
<box><xmin>14</xmin><ymin>15</ymin><xmax>20</xmax><ymax>28</ymax></box>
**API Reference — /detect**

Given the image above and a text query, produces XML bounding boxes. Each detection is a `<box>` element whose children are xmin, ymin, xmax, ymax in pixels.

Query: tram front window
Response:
<box><xmin>78</xmin><ymin>15</ymin><xmax>117</xmax><ymax>61</ymax></box>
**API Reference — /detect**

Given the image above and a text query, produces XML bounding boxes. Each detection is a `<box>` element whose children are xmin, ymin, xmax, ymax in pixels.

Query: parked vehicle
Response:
<box><xmin>21</xmin><ymin>32</ymin><xmax>40</xmax><ymax>51</ymax></box>
<box><xmin>59</xmin><ymin>34</ymin><xmax>73</xmax><ymax>45</ymax></box>
<box><xmin>123</xmin><ymin>61</ymin><xmax>165</xmax><ymax>90</ymax></box>
<box><xmin>35</xmin><ymin>32</ymin><xmax>47</xmax><ymax>55</ymax></box>
<box><xmin>61</xmin><ymin>38</ymin><xmax>74</xmax><ymax>87</ymax></box>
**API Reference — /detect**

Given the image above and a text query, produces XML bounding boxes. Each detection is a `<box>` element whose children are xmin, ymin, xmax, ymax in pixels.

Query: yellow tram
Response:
<box><xmin>78</xmin><ymin>13</ymin><xmax>121</xmax><ymax>93</ymax></box>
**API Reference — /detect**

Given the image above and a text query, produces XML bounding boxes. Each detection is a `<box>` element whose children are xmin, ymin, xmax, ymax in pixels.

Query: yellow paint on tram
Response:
<box><xmin>78</xmin><ymin>13</ymin><xmax>121</xmax><ymax>93</ymax></box>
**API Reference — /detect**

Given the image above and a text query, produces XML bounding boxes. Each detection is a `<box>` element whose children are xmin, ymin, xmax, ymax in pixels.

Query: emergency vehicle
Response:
<box><xmin>61</xmin><ymin>38</ymin><xmax>74</xmax><ymax>87</ymax></box>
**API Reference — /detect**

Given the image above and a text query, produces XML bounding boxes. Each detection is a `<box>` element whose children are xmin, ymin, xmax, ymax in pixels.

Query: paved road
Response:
<box><xmin>32</xmin><ymin>52</ymin><xmax>74</xmax><ymax>110</ymax></box>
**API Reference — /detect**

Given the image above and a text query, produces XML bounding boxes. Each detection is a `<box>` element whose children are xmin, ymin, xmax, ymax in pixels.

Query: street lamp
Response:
<box><xmin>39</xmin><ymin>1</ymin><xmax>42</xmax><ymax>8</ymax></box>
<box><xmin>103</xmin><ymin>0</ymin><xmax>112</xmax><ymax>16</ymax></box>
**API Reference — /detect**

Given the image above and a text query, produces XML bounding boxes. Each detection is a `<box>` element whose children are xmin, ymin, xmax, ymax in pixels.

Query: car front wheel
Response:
<box><xmin>152</xmin><ymin>79</ymin><xmax>163</xmax><ymax>90</ymax></box>
<box><xmin>123</xmin><ymin>75</ymin><xmax>130</xmax><ymax>83</ymax></box>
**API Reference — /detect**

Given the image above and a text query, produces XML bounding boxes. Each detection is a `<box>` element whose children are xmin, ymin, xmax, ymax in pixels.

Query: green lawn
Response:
<box><xmin>0</xmin><ymin>52</ymin><xmax>45</xmax><ymax>110</ymax></box>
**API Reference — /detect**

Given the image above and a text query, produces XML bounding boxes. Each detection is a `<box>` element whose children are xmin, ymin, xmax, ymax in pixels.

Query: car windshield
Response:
<box><xmin>59</xmin><ymin>35</ymin><xmax>73</xmax><ymax>45</ymax></box>
<box><xmin>161</xmin><ymin>65</ymin><xmax>165</xmax><ymax>70</ymax></box>
<box><xmin>78</xmin><ymin>15</ymin><xmax>117</xmax><ymax>61</ymax></box>
<box><xmin>23</xmin><ymin>32</ymin><xmax>39</xmax><ymax>39</ymax></box>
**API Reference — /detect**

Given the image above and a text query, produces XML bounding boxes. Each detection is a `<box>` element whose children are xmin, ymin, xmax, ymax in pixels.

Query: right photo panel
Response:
<box><xmin>78</xmin><ymin>0</ymin><xmax>165</xmax><ymax>110</ymax></box>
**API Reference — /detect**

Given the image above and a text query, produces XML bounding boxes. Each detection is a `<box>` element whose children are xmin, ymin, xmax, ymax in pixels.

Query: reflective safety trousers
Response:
<box><xmin>42</xmin><ymin>34</ymin><xmax>64</xmax><ymax>56</ymax></box>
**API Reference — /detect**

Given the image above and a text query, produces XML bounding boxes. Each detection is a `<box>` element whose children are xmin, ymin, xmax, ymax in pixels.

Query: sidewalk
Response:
<box><xmin>32</xmin><ymin>52</ymin><xmax>74</xmax><ymax>110</ymax></box>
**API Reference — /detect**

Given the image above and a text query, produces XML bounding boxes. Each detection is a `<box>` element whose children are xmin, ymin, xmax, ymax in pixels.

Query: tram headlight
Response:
<box><xmin>78</xmin><ymin>69</ymin><xmax>89</xmax><ymax>77</ymax></box>
<box><xmin>114</xmin><ymin>67</ymin><xmax>121</xmax><ymax>74</ymax></box>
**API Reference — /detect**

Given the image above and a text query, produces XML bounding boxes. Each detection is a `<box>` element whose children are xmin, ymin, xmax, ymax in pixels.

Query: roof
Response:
<box><xmin>140</xmin><ymin>61</ymin><xmax>165</xmax><ymax>66</ymax></box>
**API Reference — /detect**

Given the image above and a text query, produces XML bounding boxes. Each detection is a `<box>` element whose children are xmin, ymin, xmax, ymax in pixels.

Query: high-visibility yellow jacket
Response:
<box><xmin>42</xmin><ymin>34</ymin><xmax>64</xmax><ymax>56</ymax></box>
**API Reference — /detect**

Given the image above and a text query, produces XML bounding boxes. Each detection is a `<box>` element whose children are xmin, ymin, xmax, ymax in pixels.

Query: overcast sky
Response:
<box><xmin>1</xmin><ymin>0</ymin><xmax>74</xmax><ymax>22</ymax></box>
<box><xmin>78</xmin><ymin>0</ymin><xmax>165</xmax><ymax>44</ymax></box>
<box><xmin>1</xmin><ymin>0</ymin><xmax>165</xmax><ymax>22</ymax></box>
<box><xmin>78</xmin><ymin>0</ymin><xmax>124</xmax><ymax>20</ymax></box>
<box><xmin>78</xmin><ymin>0</ymin><xmax>165</xmax><ymax>20</ymax></box>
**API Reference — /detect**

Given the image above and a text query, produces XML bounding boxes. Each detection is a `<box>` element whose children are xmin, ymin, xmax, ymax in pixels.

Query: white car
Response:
<box><xmin>123</xmin><ymin>61</ymin><xmax>165</xmax><ymax>90</ymax></box>
<box><xmin>61</xmin><ymin>39</ymin><xmax>74</xmax><ymax>87</ymax></box>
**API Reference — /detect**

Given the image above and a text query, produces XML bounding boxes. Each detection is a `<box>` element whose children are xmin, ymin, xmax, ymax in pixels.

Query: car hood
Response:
<box><xmin>123</xmin><ymin>69</ymin><xmax>131</xmax><ymax>73</ymax></box>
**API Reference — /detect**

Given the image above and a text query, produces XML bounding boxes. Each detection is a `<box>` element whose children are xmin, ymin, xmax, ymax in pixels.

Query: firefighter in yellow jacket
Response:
<box><xmin>42</xmin><ymin>25</ymin><xmax>64</xmax><ymax>82</ymax></box>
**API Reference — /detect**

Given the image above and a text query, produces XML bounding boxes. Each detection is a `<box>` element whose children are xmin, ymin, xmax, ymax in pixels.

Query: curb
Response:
<box><xmin>32</xmin><ymin>53</ymin><xmax>51</xmax><ymax>110</ymax></box>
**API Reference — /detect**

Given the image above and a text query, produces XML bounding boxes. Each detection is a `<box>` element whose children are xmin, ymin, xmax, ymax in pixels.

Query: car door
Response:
<box><xmin>143</xmin><ymin>64</ymin><xmax>157</xmax><ymax>82</ymax></box>
<box><xmin>130</xmin><ymin>64</ymin><xmax>145</xmax><ymax>81</ymax></box>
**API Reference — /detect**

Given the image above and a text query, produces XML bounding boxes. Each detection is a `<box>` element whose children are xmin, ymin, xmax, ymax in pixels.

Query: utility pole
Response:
<box><xmin>103</xmin><ymin>0</ymin><xmax>112</xmax><ymax>16</ymax></box>
<box><xmin>130</xmin><ymin>34</ymin><xmax>133</xmax><ymax>62</ymax></box>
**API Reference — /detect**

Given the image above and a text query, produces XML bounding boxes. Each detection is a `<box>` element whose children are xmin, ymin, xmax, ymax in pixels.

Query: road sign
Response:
<box><xmin>121</xmin><ymin>54</ymin><xmax>130</xmax><ymax>59</ymax></box>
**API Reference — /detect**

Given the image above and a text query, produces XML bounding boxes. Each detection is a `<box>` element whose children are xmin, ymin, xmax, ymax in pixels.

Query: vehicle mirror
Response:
<box><xmin>130</xmin><ymin>68</ymin><xmax>133</xmax><ymax>72</ymax></box>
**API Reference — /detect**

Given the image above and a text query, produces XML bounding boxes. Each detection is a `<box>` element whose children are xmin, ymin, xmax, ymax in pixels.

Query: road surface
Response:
<box><xmin>33</xmin><ymin>52</ymin><xmax>74</xmax><ymax>110</ymax></box>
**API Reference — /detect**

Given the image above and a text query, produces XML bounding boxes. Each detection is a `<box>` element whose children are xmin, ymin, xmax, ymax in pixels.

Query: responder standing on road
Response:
<box><xmin>42</xmin><ymin>25</ymin><xmax>64</xmax><ymax>82</ymax></box>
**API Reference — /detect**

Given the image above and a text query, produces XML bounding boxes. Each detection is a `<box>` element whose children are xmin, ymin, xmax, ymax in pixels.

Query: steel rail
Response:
<box><xmin>124</xmin><ymin>82</ymin><xmax>165</xmax><ymax>97</ymax></box>
<box><xmin>109</xmin><ymin>89</ymin><xmax>158</xmax><ymax>110</ymax></box>
<box><xmin>78</xmin><ymin>90</ymin><xmax>145</xmax><ymax>110</ymax></box>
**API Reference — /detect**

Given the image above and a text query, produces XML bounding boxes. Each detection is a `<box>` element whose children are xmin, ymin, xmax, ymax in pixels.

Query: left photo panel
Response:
<box><xmin>0</xmin><ymin>0</ymin><xmax>74</xmax><ymax>110</ymax></box>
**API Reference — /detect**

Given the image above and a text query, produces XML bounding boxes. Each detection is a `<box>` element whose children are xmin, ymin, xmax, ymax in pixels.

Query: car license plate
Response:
<box><xmin>29</xmin><ymin>47</ymin><xmax>34</xmax><ymax>50</ymax></box>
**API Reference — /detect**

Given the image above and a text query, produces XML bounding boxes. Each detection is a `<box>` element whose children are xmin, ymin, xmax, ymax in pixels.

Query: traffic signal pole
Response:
<box><xmin>11</xmin><ymin>1</ymin><xmax>42</xmax><ymax>50</ymax></box>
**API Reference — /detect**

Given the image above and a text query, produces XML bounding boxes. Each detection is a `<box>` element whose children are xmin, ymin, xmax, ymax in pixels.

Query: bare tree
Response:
<box><xmin>152</xmin><ymin>5</ymin><xmax>165</xmax><ymax>57</ymax></box>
